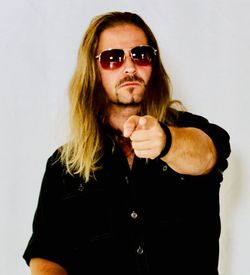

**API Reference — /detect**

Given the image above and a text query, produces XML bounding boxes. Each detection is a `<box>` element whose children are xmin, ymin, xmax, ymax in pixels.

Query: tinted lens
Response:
<box><xmin>131</xmin><ymin>46</ymin><xmax>156</xmax><ymax>66</ymax></box>
<box><xmin>100</xmin><ymin>49</ymin><xmax>124</xmax><ymax>69</ymax></box>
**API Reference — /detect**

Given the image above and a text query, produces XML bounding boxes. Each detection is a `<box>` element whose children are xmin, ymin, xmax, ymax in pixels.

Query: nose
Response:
<box><xmin>123</xmin><ymin>52</ymin><xmax>136</xmax><ymax>75</ymax></box>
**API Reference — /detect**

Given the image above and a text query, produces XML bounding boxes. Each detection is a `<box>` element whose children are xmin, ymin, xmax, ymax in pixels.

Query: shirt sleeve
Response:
<box><xmin>175</xmin><ymin>111</ymin><xmax>231</xmax><ymax>173</ymax></box>
<box><xmin>23</xmin><ymin>150</ymin><xmax>69</xmax><ymax>270</ymax></box>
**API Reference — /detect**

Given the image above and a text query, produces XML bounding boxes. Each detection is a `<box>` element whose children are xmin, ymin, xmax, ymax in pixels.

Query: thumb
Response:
<box><xmin>123</xmin><ymin>115</ymin><xmax>140</xmax><ymax>137</ymax></box>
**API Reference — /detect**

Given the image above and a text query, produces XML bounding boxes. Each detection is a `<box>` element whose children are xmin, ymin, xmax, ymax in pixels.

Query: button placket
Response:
<box><xmin>124</xmin><ymin>176</ymin><xmax>130</xmax><ymax>185</ymax></box>
<box><xmin>123</xmin><ymin>171</ymin><xmax>146</xmax><ymax>264</ymax></box>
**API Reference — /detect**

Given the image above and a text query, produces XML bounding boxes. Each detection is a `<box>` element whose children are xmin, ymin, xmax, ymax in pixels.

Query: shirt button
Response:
<box><xmin>162</xmin><ymin>165</ymin><xmax>168</xmax><ymax>172</ymax></box>
<box><xmin>131</xmin><ymin>211</ymin><xmax>138</xmax><ymax>219</ymax></box>
<box><xmin>180</xmin><ymin>176</ymin><xmax>185</xmax><ymax>181</ymax></box>
<box><xmin>125</xmin><ymin>176</ymin><xmax>129</xmax><ymax>184</ymax></box>
<box><xmin>136</xmin><ymin>246</ymin><xmax>144</xmax><ymax>255</ymax></box>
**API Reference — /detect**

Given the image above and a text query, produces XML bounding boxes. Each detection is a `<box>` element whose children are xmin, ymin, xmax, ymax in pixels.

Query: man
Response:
<box><xmin>23</xmin><ymin>11</ymin><xmax>230</xmax><ymax>275</ymax></box>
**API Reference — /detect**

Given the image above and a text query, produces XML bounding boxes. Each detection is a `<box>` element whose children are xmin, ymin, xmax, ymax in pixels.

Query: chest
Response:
<box><xmin>58</xmin><ymin>157</ymin><xmax>197</xmax><ymax>237</ymax></box>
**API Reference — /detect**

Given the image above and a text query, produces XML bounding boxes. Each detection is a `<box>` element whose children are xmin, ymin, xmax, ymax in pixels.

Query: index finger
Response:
<box><xmin>123</xmin><ymin>115</ymin><xmax>140</xmax><ymax>137</ymax></box>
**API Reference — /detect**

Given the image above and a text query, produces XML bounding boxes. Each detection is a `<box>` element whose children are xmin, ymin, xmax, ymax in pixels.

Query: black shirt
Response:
<box><xmin>23</xmin><ymin>112</ymin><xmax>231</xmax><ymax>275</ymax></box>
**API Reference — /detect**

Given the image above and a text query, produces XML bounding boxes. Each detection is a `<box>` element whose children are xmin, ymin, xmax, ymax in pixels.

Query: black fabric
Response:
<box><xmin>23</xmin><ymin>111</ymin><xmax>231</xmax><ymax>275</ymax></box>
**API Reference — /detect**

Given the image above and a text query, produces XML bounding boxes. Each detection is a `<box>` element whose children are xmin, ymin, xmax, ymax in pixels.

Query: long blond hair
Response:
<box><xmin>60</xmin><ymin>11</ymin><xmax>182</xmax><ymax>182</ymax></box>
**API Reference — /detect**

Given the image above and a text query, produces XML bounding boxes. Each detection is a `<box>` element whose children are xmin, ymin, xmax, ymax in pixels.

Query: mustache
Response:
<box><xmin>116</xmin><ymin>75</ymin><xmax>145</xmax><ymax>87</ymax></box>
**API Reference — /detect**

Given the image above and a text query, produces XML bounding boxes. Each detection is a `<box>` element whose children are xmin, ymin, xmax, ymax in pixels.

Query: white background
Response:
<box><xmin>1</xmin><ymin>0</ymin><xmax>249</xmax><ymax>274</ymax></box>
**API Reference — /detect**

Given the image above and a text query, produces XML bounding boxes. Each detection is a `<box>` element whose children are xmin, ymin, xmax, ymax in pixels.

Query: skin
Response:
<box><xmin>29</xmin><ymin>23</ymin><xmax>217</xmax><ymax>275</ymax></box>
<box><xmin>123</xmin><ymin>114</ymin><xmax>217</xmax><ymax>175</ymax></box>
<box><xmin>30</xmin><ymin>258</ymin><xmax>67</xmax><ymax>275</ymax></box>
<box><xmin>97</xmin><ymin>24</ymin><xmax>216</xmax><ymax>174</ymax></box>
<box><xmin>96</xmin><ymin>24</ymin><xmax>152</xmax><ymax>132</ymax></box>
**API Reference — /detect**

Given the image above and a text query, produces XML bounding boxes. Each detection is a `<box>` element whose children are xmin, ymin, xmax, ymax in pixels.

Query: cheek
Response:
<box><xmin>140</xmin><ymin>66</ymin><xmax>153</xmax><ymax>85</ymax></box>
<box><xmin>100</xmin><ymin>74</ymin><xmax>113</xmax><ymax>92</ymax></box>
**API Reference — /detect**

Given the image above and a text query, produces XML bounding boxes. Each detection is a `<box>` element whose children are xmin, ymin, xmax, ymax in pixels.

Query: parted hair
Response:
<box><xmin>60</xmin><ymin>11</ymin><xmax>182</xmax><ymax>182</ymax></box>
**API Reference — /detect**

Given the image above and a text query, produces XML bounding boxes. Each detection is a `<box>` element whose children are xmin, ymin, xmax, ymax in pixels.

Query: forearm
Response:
<box><xmin>30</xmin><ymin>258</ymin><xmax>68</xmax><ymax>275</ymax></box>
<box><xmin>161</xmin><ymin>126</ymin><xmax>217</xmax><ymax>175</ymax></box>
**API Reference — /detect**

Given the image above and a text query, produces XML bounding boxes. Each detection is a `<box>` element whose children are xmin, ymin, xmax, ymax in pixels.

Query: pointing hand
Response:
<box><xmin>123</xmin><ymin>115</ymin><xmax>166</xmax><ymax>159</ymax></box>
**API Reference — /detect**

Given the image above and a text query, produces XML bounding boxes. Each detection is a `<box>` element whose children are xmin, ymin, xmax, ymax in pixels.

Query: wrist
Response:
<box><xmin>158</xmin><ymin>122</ymin><xmax>172</xmax><ymax>158</ymax></box>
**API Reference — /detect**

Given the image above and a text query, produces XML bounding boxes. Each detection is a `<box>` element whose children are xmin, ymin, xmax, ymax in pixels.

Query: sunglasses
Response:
<box><xmin>95</xmin><ymin>45</ymin><xmax>157</xmax><ymax>70</ymax></box>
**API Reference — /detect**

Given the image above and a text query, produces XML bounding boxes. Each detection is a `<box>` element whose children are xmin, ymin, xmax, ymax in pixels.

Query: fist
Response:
<box><xmin>123</xmin><ymin>115</ymin><xmax>166</xmax><ymax>159</ymax></box>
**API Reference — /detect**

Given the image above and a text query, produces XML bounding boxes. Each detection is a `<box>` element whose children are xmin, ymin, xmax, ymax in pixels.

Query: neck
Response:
<box><xmin>107</xmin><ymin>104</ymin><xmax>141</xmax><ymax>134</ymax></box>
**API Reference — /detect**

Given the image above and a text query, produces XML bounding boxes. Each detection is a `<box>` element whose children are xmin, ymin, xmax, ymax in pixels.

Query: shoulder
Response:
<box><xmin>173</xmin><ymin>111</ymin><xmax>209</xmax><ymax>126</ymax></box>
<box><xmin>40</xmin><ymin>147</ymin><xmax>65</xmax><ymax>189</ymax></box>
<box><xmin>170</xmin><ymin>110</ymin><xmax>229</xmax><ymax>138</ymax></box>
<box><xmin>39</xmin><ymin>147</ymin><xmax>81</xmax><ymax>201</ymax></box>
<box><xmin>43</xmin><ymin>147</ymin><xmax>66</xmax><ymax>175</ymax></box>
<box><xmin>47</xmin><ymin>147</ymin><xmax>62</xmax><ymax>163</ymax></box>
